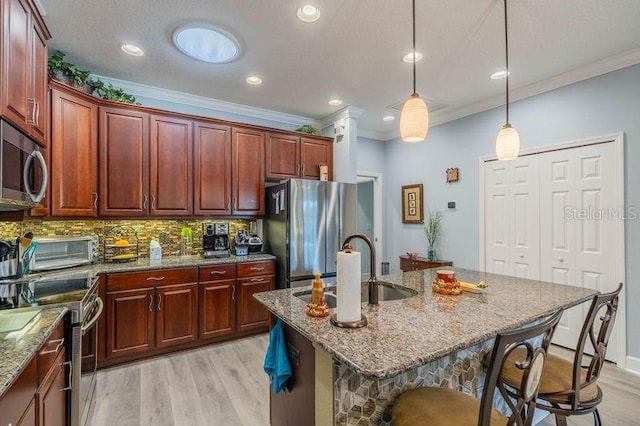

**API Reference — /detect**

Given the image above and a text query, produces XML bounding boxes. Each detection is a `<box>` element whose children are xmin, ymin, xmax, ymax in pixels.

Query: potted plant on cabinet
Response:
<box><xmin>424</xmin><ymin>211</ymin><xmax>442</xmax><ymax>261</ymax></box>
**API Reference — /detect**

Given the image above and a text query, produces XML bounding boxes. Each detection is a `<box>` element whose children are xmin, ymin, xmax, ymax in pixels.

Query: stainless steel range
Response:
<box><xmin>0</xmin><ymin>270</ymin><xmax>103</xmax><ymax>426</ymax></box>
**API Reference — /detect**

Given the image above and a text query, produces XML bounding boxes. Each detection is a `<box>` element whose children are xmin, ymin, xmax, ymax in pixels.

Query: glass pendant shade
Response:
<box><xmin>495</xmin><ymin>123</ymin><xmax>520</xmax><ymax>160</ymax></box>
<box><xmin>400</xmin><ymin>94</ymin><xmax>429</xmax><ymax>142</ymax></box>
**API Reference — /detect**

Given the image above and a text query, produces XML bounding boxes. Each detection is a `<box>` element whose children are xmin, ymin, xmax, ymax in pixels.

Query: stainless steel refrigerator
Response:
<box><xmin>264</xmin><ymin>179</ymin><xmax>357</xmax><ymax>289</ymax></box>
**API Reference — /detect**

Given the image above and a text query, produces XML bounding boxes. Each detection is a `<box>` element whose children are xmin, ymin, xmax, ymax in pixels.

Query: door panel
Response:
<box><xmin>266</xmin><ymin>133</ymin><xmax>299</xmax><ymax>179</ymax></box>
<box><xmin>199</xmin><ymin>279</ymin><xmax>236</xmax><ymax>339</ymax></box>
<box><xmin>237</xmin><ymin>275</ymin><xmax>273</xmax><ymax>333</ymax></box>
<box><xmin>106</xmin><ymin>288</ymin><xmax>155</xmax><ymax>357</ymax></box>
<box><xmin>484</xmin><ymin>162</ymin><xmax>510</xmax><ymax>275</ymax></box>
<box><xmin>232</xmin><ymin>127</ymin><xmax>265</xmax><ymax>215</ymax></box>
<box><xmin>300</xmin><ymin>137</ymin><xmax>332</xmax><ymax>180</ymax></box>
<box><xmin>289</xmin><ymin>180</ymin><xmax>325</xmax><ymax>278</ymax></box>
<box><xmin>194</xmin><ymin>122</ymin><xmax>232</xmax><ymax>215</ymax></box>
<box><xmin>30</xmin><ymin>22</ymin><xmax>48</xmax><ymax>146</ymax></box>
<box><xmin>156</xmin><ymin>283</ymin><xmax>198</xmax><ymax>348</ymax></box>
<box><xmin>2</xmin><ymin>0</ymin><xmax>31</xmax><ymax>127</ymax></box>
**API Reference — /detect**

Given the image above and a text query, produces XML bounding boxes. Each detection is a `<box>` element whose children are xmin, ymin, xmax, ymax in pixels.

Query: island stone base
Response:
<box><xmin>333</xmin><ymin>339</ymin><xmax>496</xmax><ymax>426</ymax></box>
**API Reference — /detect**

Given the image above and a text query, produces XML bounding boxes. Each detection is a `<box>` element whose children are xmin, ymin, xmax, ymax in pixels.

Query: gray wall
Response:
<box><xmin>356</xmin><ymin>181</ymin><xmax>375</xmax><ymax>274</ymax></box>
<box><xmin>380</xmin><ymin>64</ymin><xmax>640</xmax><ymax>357</ymax></box>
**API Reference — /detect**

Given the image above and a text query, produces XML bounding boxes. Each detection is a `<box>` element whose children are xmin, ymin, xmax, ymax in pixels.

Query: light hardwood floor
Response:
<box><xmin>89</xmin><ymin>339</ymin><xmax>640</xmax><ymax>425</ymax></box>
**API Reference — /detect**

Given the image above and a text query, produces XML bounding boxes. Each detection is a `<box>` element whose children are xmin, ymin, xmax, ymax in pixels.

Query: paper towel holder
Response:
<box><xmin>330</xmin><ymin>313</ymin><xmax>368</xmax><ymax>328</ymax></box>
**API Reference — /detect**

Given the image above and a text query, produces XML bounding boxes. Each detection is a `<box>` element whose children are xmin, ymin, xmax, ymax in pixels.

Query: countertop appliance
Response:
<box><xmin>235</xmin><ymin>230</ymin><xmax>249</xmax><ymax>256</ymax></box>
<box><xmin>247</xmin><ymin>235</ymin><xmax>263</xmax><ymax>254</ymax></box>
<box><xmin>0</xmin><ymin>270</ymin><xmax>103</xmax><ymax>426</ymax></box>
<box><xmin>0</xmin><ymin>119</ymin><xmax>48</xmax><ymax>211</ymax></box>
<box><xmin>202</xmin><ymin>222</ymin><xmax>230</xmax><ymax>258</ymax></box>
<box><xmin>264</xmin><ymin>179</ymin><xmax>357</xmax><ymax>289</ymax></box>
<box><xmin>27</xmin><ymin>235</ymin><xmax>99</xmax><ymax>272</ymax></box>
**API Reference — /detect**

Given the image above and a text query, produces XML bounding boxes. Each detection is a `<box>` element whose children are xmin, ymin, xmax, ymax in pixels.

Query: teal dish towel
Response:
<box><xmin>263</xmin><ymin>319</ymin><xmax>292</xmax><ymax>394</ymax></box>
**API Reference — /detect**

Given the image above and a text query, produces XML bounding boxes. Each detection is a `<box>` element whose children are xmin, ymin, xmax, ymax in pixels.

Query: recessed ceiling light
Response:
<box><xmin>173</xmin><ymin>26</ymin><xmax>240</xmax><ymax>63</ymax></box>
<box><xmin>383</xmin><ymin>115</ymin><xmax>396</xmax><ymax>122</ymax></box>
<box><xmin>490</xmin><ymin>70</ymin><xmax>510</xmax><ymax>80</ymax></box>
<box><xmin>402</xmin><ymin>52</ymin><xmax>423</xmax><ymax>63</ymax></box>
<box><xmin>328</xmin><ymin>99</ymin><xmax>343</xmax><ymax>106</ymax></box>
<box><xmin>121</xmin><ymin>44</ymin><xmax>144</xmax><ymax>56</ymax></box>
<box><xmin>297</xmin><ymin>5</ymin><xmax>321</xmax><ymax>22</ymax></box>
<box><xmin>246</xmin><ymin>76</ymin><xmax>262</xmax><ymax>85</ymax></box>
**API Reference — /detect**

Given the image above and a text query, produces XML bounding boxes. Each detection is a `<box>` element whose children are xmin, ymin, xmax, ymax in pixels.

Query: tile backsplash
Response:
<box><xmin>0</xmin><ymin>219</ymin><xmax>250</xmax><ymax>260</ymax></box>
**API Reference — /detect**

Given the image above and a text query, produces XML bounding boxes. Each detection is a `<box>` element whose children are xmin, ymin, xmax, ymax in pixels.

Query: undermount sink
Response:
<box><xmin>294</xmin><ymin>282</ymin><xmax>416</xmax><ymax>309</ymax></box>
<box><xmin>0</xmin><ymin>309</ymin><xmax>41</xmax><ymax>334</ymax></box>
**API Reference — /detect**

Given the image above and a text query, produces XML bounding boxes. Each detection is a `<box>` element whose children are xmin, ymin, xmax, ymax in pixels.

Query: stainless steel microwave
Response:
<box><xmin>0</xmin><ymin>119</ymin><xmax>48</xmax><ymax>211</ymax></box>
<box><xmin>27</xmin><ymin>235</ymin><xmax>99</xmax><ymax>272</ymax></box>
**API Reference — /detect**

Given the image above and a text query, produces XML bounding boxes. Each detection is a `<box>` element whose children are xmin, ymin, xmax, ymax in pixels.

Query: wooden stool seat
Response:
<box><xmin>393</xmin><ymin>387</ymin><xmax>507</xmax><ymax>426</ymax></box>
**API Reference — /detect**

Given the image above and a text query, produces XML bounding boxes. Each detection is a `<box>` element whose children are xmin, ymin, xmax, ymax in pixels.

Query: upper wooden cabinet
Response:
<box><xmin>150</xmin><ymin>115</ymin><xmax>193</xmax><ymax>216</ymax></box>
<box><xmin>99</xmin><ymin>106</ymin><xmax>149</xmax><ymax>216</ymax></box>
<box><xmin>265</xmin><ymin>133</ymin><xmax>333</xmax><ymax>181</ymax></box>
<box><xmin>51</xmin><ymin>88</ymin><xmax>98</xmax><ymax>216</ymax></box>
<box><xmin>232</xmin><ymin>127</ymin><xmax>265</xmax><ymax>216</ymax></box>
<box><xmin>194</xmin><ymin>121</ymin><xmax>232</xmax><ymax>216</ymax></box>
<box><xmin>1</xmin><ymin>0</ymin><xmax>50</xmax><ymax>147</ymax></box>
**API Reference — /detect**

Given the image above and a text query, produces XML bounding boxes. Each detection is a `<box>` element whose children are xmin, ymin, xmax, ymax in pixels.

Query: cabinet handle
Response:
<box><xmin>297</xmin><ymin>164</ymin><xmax>301</xmax><ymax>175</ymax></box>
<box><xmin>146</xmin><ymin>276</ymin><xmax>165</xmax><ymax>281</ymax></box>
<box><xmin>93</xmin><ymin>192</ymin><xmax>98</xmax><ymax>209</ymax></box>
<box><xmin>233</xmin><ymin>197</ymin><xmax>237</xmax><ymax>211</ymax></box>
<box><xmin>62</xmin><ymin>361</ymin><xmax>72</xmax><ymax>391</ymax></box>
<box><xmin>157</xmin><ymin>294</ymin><xmax>162</xmax><ymax>311</ymax></box>
<box><xmin>250</xmin><ymin>277</ymin><xmax>265</xmax><ymax>282</ymax></box>
<box><xmin>151</xmin><ymin>194</ymin><xmax>156</xmax><ymax>210</ymax></box>
<box><xmin>210</xmin><ymin>270</ymin><xmax>227</xmax><ymax>275</ymax></box>
<box><xmin>301</xmin><ymin>164</ymin><xmax>305</xmax><ymax>175</ymax></box>
<box><xmin>26</xmin><ymin>98</ymin><xmax>35</xmax><ymax>124</ymax></box>
<box><xmin>40</xmin><ymin>338</ymin><xmax>65</xmax><ymax>355</ymax></box>
<box><xmin>227</xmin><ymin>198</ymin><xmax>232</xmax><ymax>211</ymax></box>
<box><xmin>250</xmin><ymin>267</ymin><xmax>265</xmax><ymax>271</ymax></box>
<box><xmin>558</xmin><ymin>257</ymin><xmax>565</xmax><ymax>262</ymax></box>
<box><xmin>143</xmin><ymin>194</ymin><xmax>148</xmax><ymax>210</ymax></box>
<box><xmin>231</xmin><ymin>284</ymin><xmax>236</xmax><ymax>300</ymax></box>
<box><xmin>519</xmin><ymin>253</ymin><xmax>525</xmax><ymax>259</ymax></box>
<box><xmin>34</xmin><ymin>101</ymin><xmax>40</xmax><ymax>126</ymax></box>
<box><xmin>148</xmin><ymin>294</ymin><xmax>153</xmax><ymax>311</ymax></box>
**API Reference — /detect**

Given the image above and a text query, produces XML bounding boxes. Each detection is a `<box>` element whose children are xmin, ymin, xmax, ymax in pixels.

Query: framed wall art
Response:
<box><xmin>401</xmin><ymin>184</ymin><xmax>424</xmax><ymax>224</ymax></box>
<box><xmin>446</xmin><ymin>167</ymin><xmax>459</xmax><ymax>183</ymax></box>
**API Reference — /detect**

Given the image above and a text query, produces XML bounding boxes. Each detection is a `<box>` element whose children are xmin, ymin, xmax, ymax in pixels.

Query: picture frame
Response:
<box><xmin>446</xmin><ymin>167</ymin><xmax>459</xmax><ymax>183</ymax></box>
<box><xmin>401</xmin><ymin>184</ymin><xmax>424</xmax><ymax>223</ymax></box>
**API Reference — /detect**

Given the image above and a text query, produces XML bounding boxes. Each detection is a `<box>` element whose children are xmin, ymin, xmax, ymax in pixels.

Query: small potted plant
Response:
<box><xmin>295</xmin><ymin>124</ymin><xmax>321</xmax><ymax>135</ymax></box>
<box><xmin>48</xmin><ymin>50</ymin><xmax>94</xmax><ymax>94</ymax></box>
<box><xmin>424</xmin><ymin>211</ymin><xmax>442</xmax><ymax>261</ymax></box>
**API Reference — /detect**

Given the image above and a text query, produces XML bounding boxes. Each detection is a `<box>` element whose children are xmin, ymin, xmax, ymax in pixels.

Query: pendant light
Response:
<box><xmin>400</xmin><ymin>0</ymin><xmax>429</xmax><ymax>142</ymax></box>
<box><xmin>495</xmin><ymin>0</ymin><xmax>520</xmax><ymax>160</ymax></box>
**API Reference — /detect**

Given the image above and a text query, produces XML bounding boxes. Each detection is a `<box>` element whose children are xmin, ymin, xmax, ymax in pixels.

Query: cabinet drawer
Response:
<box><xmin>199</xmin><ymin>264</ymin><xmax>236</xmax><ymax>282</ymax></box>
<box><xmin>37</xmin><ymin>319</ymin><xmax>66</xmax><ymax>386</ymax></box>
<box><xmin>0</xmin><ymin>357</ymin><xmax>37</xmax><ymax>426</ymax></box>
<box><xmin>107</xmin><ymin>267</ymin><xmax>198</xmax><ymax>291</ymax></box>
<box><xmin>236</xmin><ymin>261</ymin><xmax>275</xmax><ymax>277</ymax></box>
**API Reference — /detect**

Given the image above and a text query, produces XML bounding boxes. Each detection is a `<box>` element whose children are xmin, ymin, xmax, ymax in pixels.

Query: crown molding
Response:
<box><xmin>319</xmin><ymin>106</ymin><xmax>365</xmax><ymax>129</ymax></box>
<box><xmin>32</xmin><ymin>0</ymin><xmax>46</xmax><ymax>16</ymax></box>
<box><xmin>364</xmin><ymin>48</ymin><xmax>640</xmax><ymax>141</ymax></box>
<box><xmin>357</xmin><ymin>128</ymin><xmax>385</xmax><ymax>140</ymax></box>
<box><xmin>93</xmin><ymin>75</ymin><xmax>320</xmax><ymax>128</ymax></box>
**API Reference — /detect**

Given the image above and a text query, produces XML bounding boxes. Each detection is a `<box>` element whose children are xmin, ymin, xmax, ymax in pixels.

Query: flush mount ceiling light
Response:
<box><xmin>402</xmin><ymin>52</ymin><xmax>423</xmax><ymax>63</ymax></box>
<box><xmin>490</xmin><ymin>70</ymin><xmax>510</xmax><ymax>80</ymax></box>
<box><xmin>383</xmin><ymin>115</ymin><xmax>396</xmax><ymax>122</ymax></box>
<box><xmin>495</xmin><ymin>0</ymin><xmax>520</xmax><ymax>160</ymax></box>
<box><xmin>173</xmin><ymin>26</ymin><xmax>240</xmax><ymax>63</ymax></box>
<box><xmin>246</xmin><ymin>76</ymin><xmax>262</xmax><ymax>85</ymax></box>
<box><xmin>297</xmin><ymin>5</ymin><xmax>321</xmax><ymax>22</ymax></box>
<box><xmin>399</xmin><ymin>0</ymin><xmax>429</xmax><ymax>143</ymax></box>
<box><xmin>120</xmin><ymin>44</ymin><xmax>144</xmax><ymax>56</ymax></box>
<box><xmin>328</xmin><ymin>99</ymin><xmax>343</xmax><ymax>106</ymax></box>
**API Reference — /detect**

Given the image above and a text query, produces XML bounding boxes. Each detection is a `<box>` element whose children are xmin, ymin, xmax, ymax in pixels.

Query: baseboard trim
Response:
<box><xmin>626</xmin><ymin>355</ymin><xmax>640</xmax><ymax>376</ymax></box>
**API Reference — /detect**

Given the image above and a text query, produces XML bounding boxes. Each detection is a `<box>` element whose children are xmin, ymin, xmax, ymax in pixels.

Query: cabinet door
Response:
<box><xmin>17</xmin><ymin>397</ymin><xmax>36</xmax><ymax>426</ymax></box>
<box><xmin>266</xmin><ymin>132</ymin><xmax>300</xmax><ymax>180</ymax></box>
<box><xmin>106</xmin><ymin>288</ymin><xmax>155</xmax><ymax>357</ymax></box>
<box><xmin>155</xmin><ymin>282</ymin><xmax>198</xmax><ymax>348</ymax></box>
<box><xmin>199</xmin><ymin>279</ymin><xmax>236</xmax><ymax>340</ymax></box>
<box><xmin>51</xmin><ymin>88</ymin><xmax>98</xmax><ymax>216</ymax></box>
<box><xmin>1</xmin><ymin>0</ymin><xmax>31</xmax><ymax>129</ymax></box>
<box><xmin>150</xmin><ymin>115</ymin><xmax>193</xmax><ymax>216</ymax></box>
<box><xmin>38</xmin><ymin>352</ymin><xmax>67</xmax><ymax>426</ymax></box>
<box><xmin>29</xmin><ymin>20</ymin><xmax>48</xmax><ymax>146</ymax></box>
<box><xmin>301</xmin><ymin>137</ymin><xmax>333</xmax><ymax>180</ymax></box>
<box><xmin>232</xmin><ymin>127</ymin><xmax>265</xmax><ymax>216</ymax></box>
<box><xmin>237</xmin><ymin>275</ymin><xmax>273</xmax><ymax>333</ymax></box>
<box><xmin>193</xmin><ymin>121</ymin><xmax>232</xmax><ymax>215</ymax></box>
<box><xmin>99</xmin><ymin>107</ymin><xmax>149</xmax><ymax>216</ymax></box>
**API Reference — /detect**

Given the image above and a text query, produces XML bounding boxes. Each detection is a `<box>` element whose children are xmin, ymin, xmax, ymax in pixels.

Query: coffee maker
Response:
<box><xmin>202</xmin><ymin>222</ymin><xmax>230</xmax><ymax>259</ymax></box>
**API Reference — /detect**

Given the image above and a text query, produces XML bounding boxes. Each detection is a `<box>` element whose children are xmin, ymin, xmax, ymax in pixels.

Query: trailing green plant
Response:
<box><xmin>91</xmin><ymin>81</ymin><xmax>137</xmax><ymax>104</ymax></box>
<box><xmin>295</xmin><ymin>124</ymin><xmax>321</xmax><ymax>135</ymax></box>
<box><xmin>47</xmin><ymin>50</ymin><xmax>92</xmax><ymax>85</ymax></box>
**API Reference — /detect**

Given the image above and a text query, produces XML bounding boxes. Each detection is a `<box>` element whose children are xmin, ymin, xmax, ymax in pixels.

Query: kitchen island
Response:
<box><xmin>254</xmin><ymin>268</ymin><xmax>597</xmax><ymax>425</ymax></box>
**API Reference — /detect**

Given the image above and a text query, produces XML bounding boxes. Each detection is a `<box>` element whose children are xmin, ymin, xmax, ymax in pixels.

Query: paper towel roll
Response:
<box><xmin>337</xmin><ymin>250</ymin><xmax>361</xmax><ymax>322</ymax></box>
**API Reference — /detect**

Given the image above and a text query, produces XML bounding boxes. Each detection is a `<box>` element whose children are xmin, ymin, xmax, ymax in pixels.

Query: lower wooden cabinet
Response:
<box><xmin>237</xmin><ymin>274</ymin><xmax>274</xmax><ymax>333</ymax></box>
<box><xmin>38</xmin><ymin>351</ymin><xmax>67</xmax><ymax>426</ymax></box>
<box><xmin>18</xmin><ymin>397</ymin><xmax>36</xmax><ymax>425</ymax></box>
<box><xmin>156</xmin><ymin>282</ymin><xmax>198</xmax><ymax>348</ymax></box>
<box><xmin>399</xmin><ymin>255</ymin><xmax>453</xmax><ymax>272</ymax></box>
<box><xmin>199</xmin><ymin>278</ymin><xmax>236</xmax><ymax>340</ymax></box>
<box><xmin>106</xmin><ymin>287</ymin><xmax>155</xmax><ymax>358</ymax></box>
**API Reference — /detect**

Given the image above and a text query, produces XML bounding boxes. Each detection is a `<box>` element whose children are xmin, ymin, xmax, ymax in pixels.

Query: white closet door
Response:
<box><xmin>510</xmin><ymin>156</ymin><xmax>540</xmax><ymax>279</ymax></box>
<box><xmin>485</xmin><ymin>161</ymin><xmax>511</xmax><ymax>275</ymax></box>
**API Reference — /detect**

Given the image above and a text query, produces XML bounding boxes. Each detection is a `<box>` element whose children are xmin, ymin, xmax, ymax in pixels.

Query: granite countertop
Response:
<box><xmin>0</xmin><ymin>307</ymin><xmax>67</xmax><ymax>397</ymax></box>
<box><xmin>254</xmin><ymin>268</ymin><xmax>598</xmax><ymax>379</ymax></box>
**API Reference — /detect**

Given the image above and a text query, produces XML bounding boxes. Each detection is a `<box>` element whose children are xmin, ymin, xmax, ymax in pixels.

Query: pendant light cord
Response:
<box><xmin>412</xmin><ymin>0</ymin><xmax>417</xmax><ymax>95</ymax></box>
<box><xmin>504</xmin><ymin>0</ymin><xmax>510</xmax><ymax>124</ymax></box>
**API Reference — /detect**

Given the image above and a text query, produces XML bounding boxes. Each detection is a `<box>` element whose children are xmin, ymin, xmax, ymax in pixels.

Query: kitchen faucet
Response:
<box><xmin>342</xmin><ymin>233</ymin><xmax>378</xmax><ymax>305</ymax></box>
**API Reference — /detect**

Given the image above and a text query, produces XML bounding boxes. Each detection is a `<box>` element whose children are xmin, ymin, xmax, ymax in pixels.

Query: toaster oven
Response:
<box><xmin>27</xmin><ymin>235</ymin><xmax>99</xmax><ymax>272</ymax></box>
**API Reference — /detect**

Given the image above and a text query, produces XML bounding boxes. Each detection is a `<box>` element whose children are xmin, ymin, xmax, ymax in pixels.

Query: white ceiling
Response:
<box><xmin>40</xmin><ymin>0</ymin><xmax>640</xmax><ymax>137</ymax></box>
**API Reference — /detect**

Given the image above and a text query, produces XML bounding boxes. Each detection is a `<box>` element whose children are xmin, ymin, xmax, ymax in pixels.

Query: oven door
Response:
<box><xmin>78</xmin><ymin>294</ymin><xmax>103</xmax><ymax>426</ymax></box>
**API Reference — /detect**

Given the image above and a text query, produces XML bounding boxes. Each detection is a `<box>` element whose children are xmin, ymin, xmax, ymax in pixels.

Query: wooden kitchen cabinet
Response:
<box><xmin>38</xmin><ymin>350</ymin><xmax>67</xmax><ymax>426</ymax></box>
<box><xmin>156</xmin><ymin>282</ymin><xmax>199</xmax><ymax>348</ymax></box>
<box><xmin>199</xmin><ymin>264</ymin><xmax>236</xmax><ymax>340</ymax></box>
<box><xmin>193</xmin><ymin>121</ymin><xmax>232</xmax><ymax>216</ymax></box>
<box><xmin>51</xmin><ymin>87</ymin><xmax>99</xmax><ymax>216</ymax></box>
<box><xmin>236</xmin><ymin>269</ymin><xmax>274</xmax><ymax>334</ymax></box>
<box><xmin>1</xmin><ymin>0</ymin><xmax>50</xmax><ymax>147</ymax></box>
<box><xmin>232</xmin><ymin>127</ymin><xmax>265</xmax><ymax>216</ymax></box>
<box><xmin>300</xmin><ymin>137</ymin><xmax>333</xmax><ymax>180</ymax></box>
<box><xmin>265</xmin><ymin>132</ymin><xmax>300</xmax><ymax>180</ymax></box>
<box><xmin>99</xmin><ymin>106</ymin><xmax>150</xmax><ymax>216</ymax></box>
<box><xmin>0</xmin><ymin>357</ymin><xmax>36</xmax><ymax>426</ymax></box>
<box><xmin>106</xmin><ymin>287</ymin><xmax>155</xmax><ymax>357</ymax></box>
<box><xmin>150</xmin><ymin>114</ymin><xmax>193</xmax><ymax>216</ymax></box>
<box><xmin>17</xmin><ymin>397</ymin><xmax>36</xmax><ymax>425</ymax></box>
<box><xmin>399</xmin><ymin>255</ymin><xmax>453</xmax><ymax>272</ymax></box>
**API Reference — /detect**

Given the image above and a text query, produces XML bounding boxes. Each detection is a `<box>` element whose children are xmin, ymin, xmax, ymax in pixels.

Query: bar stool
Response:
<box><xmin>392</xmin><ymin>310</ymin><xmax>563</xmax><ymax>426</ymax></box>
<box><xmin>501</xmin><ymin>283</ymin><xmax>623</xmax><ymax>426</ymax></box>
